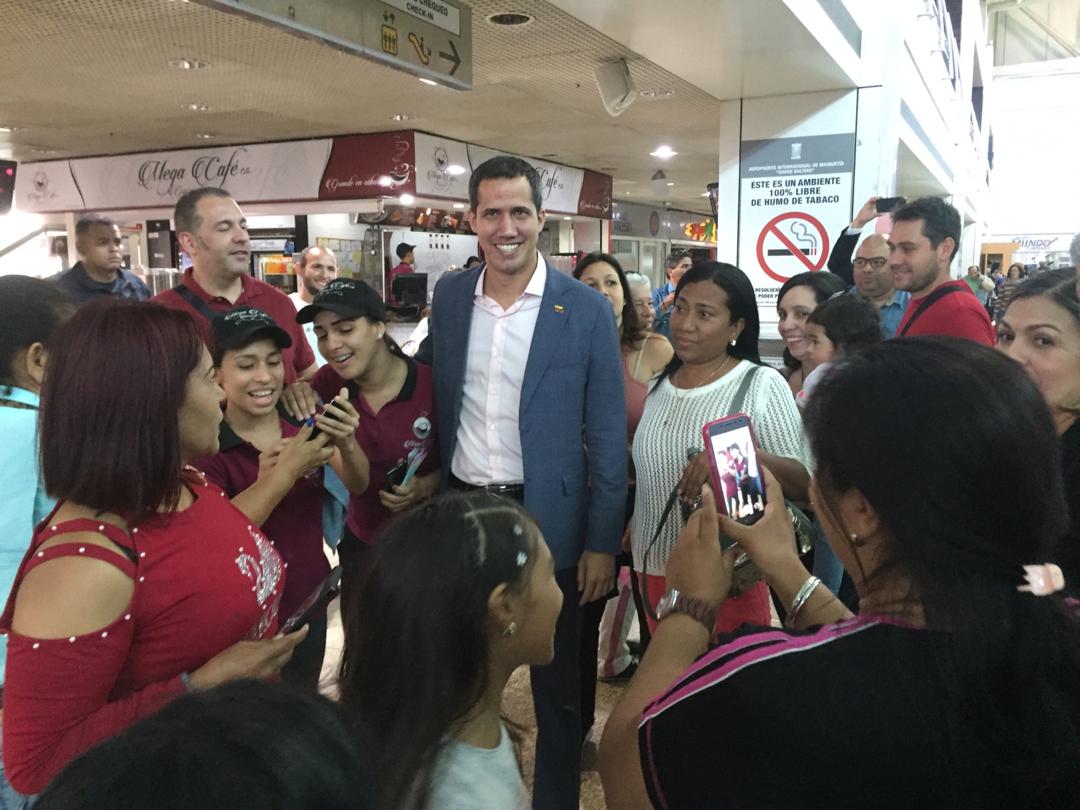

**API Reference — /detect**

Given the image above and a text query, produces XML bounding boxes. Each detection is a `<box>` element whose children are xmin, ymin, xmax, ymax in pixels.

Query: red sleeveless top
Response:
<box><xmin>0</xmin><ymin>468</ymin><xmax>285</xmax><ymax>795</ymax></box>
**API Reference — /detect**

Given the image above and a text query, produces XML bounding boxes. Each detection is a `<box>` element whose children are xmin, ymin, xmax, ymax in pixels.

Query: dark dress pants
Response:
<box><xmin>530</xmin><ymin>566</ymin><xmax>583</xmax><ymax>809</ymax></box>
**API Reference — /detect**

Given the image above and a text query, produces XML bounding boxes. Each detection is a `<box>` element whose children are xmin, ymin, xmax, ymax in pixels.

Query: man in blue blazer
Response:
<box><xmin>417</xmin><ymin>155</ymin><xmax>627</xmax><ymax>808</ymax></box>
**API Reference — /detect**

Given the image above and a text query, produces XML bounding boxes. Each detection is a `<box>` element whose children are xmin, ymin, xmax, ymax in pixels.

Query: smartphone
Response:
<box><xmin>280</xmin><ymin>566</ymin><xmax>343</xmax><ymax>634</ymax></box>
<box><xmin>702</xmin><ymin>414</ymin><xmax>767</xmax><ymax>526</ymax></box>
<box><xmin>306</xmin><ymin>399</ymin><xmax>341</xmax><ymax>442</ymax></box>
<box><xmin>875</xmin><ymin>196</ymin><xmax>905</xmax><ymax>214</ymax></box>
<box><xmin>384</xmin><ymin>458</ymin><xmax>408</xmax><ymax>493</ymax></box>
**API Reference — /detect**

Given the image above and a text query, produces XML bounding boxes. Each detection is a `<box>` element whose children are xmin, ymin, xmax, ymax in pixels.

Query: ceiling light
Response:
<box><xmin>650</xmin><ymin>145</ymin><xmax>677</xmax><ymax>159</ymax></box>
<box><xmin>563</xmin><ymin>216</ymin><xmax>572</xmax><ymax>221</ymax></box>
<box><xmin>419</xmin><ymin>78</ymin><xmax>439</xmax><ymax>86</ymax></box>
<box><xmin>195</xmin><ymin>133</ymin><xmax>217</xmax><ymax>140</ymax></box>
<box><xmin>389</xmin><ymin>113</ymin><xmax>412</xmax><ymax>122</ymax></box>
<box><xmin>425</xmin><ymin>207</ymin><xmax>433</xmax><ymax>215</ymax></box>
<box><xmin>0</xmin><ymin>126</ymin><xmax>17</xmax><ymax>133</ymax></box>
<box><xmin>377</xmin><ymin>175</ymin><xmax>393</xmax><ymax>187</ymax></box>
<box><xmin>399</xmin><ymin>194</ymin><xmax>415</xmax><ymax>205</ymax></box>
<box><xmin>184</xmin><ymin>103</ymin><xmax>210</xmax><ymax>112</ymax></box>
<box><xmin>169</xmin><ymin>58</ymin><xmax>209</xmax><ymax>70</ymax></box>
<box><xmin>487</xmin><ymin>12</ymin><xmax>533</xmax><ymax>26</ymax></box>
<box><xmin>666</xmin><ymin>182</ymin><xmax>676</xmax><ymax>187</ymax></box>
<box><xmin>453</xmin><ymin>203</ymin><xmax>465</xmax><ymax>209</ymax></box>
<box><xmin>640</xmin><ymin>89</ymin><xmax>675</xmax><ymax>99</ymax></box>
<box><xmin>446</xmin><ymin>164</ymin><xmax>466</xmax><ymax>175</ymax></box>
<box><xmin>700</xmin><ymin>192</ymin><xmax>710</xmax><ymax>197</ymax></box>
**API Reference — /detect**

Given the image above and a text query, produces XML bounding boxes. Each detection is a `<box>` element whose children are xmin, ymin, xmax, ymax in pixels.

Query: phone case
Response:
<box><xmin>701</xmin><ymin>413</ymin><xmax>766</xmax><ymax>522</ymax></box>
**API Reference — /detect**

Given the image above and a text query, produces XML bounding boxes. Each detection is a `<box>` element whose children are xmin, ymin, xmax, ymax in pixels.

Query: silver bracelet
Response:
<box><xmin>787</xmin><ymin>576</ymin><xmax>822</xmax><ymax>626</ymax></box>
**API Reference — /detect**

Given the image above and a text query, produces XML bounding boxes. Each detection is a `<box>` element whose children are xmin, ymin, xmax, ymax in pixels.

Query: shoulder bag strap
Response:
<box><xmin>174</xmin><ymin>284</ymin><xmax>223</xmax><ymax>323</ymax></box>
<box><xmin>898</xmin><ymin>284</ymin><xmax>963</xmax><ymax>337</ymax></box>
<box><xmin>728</xmin><ymin>363</ymin><xmax>760</xmax><ymax>415</ymax></box>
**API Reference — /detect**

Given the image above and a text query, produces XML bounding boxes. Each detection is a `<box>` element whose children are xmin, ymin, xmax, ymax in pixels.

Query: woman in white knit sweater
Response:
<box><xmin>631</xmin><ymin>262</ymin><xmax>812</xmax><ymax>632</ymax></box>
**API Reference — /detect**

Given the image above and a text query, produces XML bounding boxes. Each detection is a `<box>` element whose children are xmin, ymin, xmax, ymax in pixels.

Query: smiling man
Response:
<box><xmin>55</xmin><ymin>214</ymin><xmax>150</xmax><ymax>305</ymax></box>
<box><xmin>418</xmin><ymin>155</ymin><xmax>626</xmax><ymax>809</ymax></box>
<box><xmin>889</xmin><ymin>197</ymin><xmax>994</xmax><ymax>345</ymax></box>
<box><xmin>154</xmin><ymin>188</ymin><xmax>316</xmax><ymax>383</ymax></box>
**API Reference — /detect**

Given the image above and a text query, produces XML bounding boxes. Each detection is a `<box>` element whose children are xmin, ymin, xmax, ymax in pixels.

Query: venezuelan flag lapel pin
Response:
<box><xmin>554</xmin><ymin>304</ymin><xmax>565</xmax><ymax>313</ymax></box>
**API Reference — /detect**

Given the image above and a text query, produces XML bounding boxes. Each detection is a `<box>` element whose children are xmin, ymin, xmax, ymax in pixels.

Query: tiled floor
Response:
<box><xmin>318</xmin><ymin>571</ymin><xmax>626</xmax><ymax>810</ymax></box>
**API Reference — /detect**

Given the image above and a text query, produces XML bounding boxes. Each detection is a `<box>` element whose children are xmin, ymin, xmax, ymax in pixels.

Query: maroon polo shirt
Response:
<box><xmin>192</xmin><ymin>418</ymin><xmax>330</xmax><ymax>620</ymax></box>
<box><xmin>312</xmin><ymin>357</ymin><xmax>438</xmax><ymax>544</ymax></box>
<box><xmin>154</xmin><ymin>269</ymin><xmax>316</xmax><ymax>383</ymax></box>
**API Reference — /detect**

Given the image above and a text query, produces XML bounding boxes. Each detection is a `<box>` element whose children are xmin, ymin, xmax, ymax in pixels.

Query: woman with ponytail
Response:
<box><xmin>603</xmin><ymin>337</ymin><xmax>1080</xmax><ymax>808</ymax></box>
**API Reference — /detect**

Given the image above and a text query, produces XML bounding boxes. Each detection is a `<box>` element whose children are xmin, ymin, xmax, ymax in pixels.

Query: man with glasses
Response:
<box><xmin>828</xmin><ymin>197</ymin><xmax>909</xmax><ymax>338</ymax></box>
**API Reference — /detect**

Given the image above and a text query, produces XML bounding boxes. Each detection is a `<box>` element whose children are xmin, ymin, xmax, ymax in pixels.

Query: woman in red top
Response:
<box><xmin>0</xmin><ymin>301</ymin><xmax>305</xmax><ymax>796</ymax></box>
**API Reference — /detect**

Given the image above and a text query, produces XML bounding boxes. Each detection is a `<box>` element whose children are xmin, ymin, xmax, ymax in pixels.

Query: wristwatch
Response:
<box><xmin>655</xmin><ymin>589</ymin><xmax>719</xmax><ymax>632</ymax></box>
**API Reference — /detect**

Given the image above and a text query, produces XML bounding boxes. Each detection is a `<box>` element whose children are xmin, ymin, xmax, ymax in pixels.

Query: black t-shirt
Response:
<box><xmin>639</xmin><ymin>616</ymin><xmax>1007</xmax><ymax>809</ymax></box>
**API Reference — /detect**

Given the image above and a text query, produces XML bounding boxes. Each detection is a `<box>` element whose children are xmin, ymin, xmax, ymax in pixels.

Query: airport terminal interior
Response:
<box><xmin>2</xmin><ymin>1</ymin><xmax>1080</xmax><ymax>808</ymax></box>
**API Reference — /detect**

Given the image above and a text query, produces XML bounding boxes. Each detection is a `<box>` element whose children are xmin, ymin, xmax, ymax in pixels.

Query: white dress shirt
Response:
<box><xmin>289</xmin><ymin>291</ymin><xmax>325</xmax><ymax>368</ymax></box>
<box><xmin>451</xmin><ymin>254</ymin><xmax>547</xmax><ymax>485</ymax></box>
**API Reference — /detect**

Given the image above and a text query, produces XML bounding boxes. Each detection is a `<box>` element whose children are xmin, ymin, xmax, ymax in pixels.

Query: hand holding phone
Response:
<box><xmin>280</xmin><ymin>566</ymin><xmax>343</xmax><ymax>634</ymax></box>
<box><xmin>875</xmin><ymin>196</ymin><xmax>905</xmax><ymax>214</ymax></box>
<box><xmin>702</xmin><ymin>414</ymin><xmax>767</xmax><ymax>526</ymax></box>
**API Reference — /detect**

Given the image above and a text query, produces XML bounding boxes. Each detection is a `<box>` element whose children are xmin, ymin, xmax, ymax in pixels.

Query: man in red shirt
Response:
<box><xmin>154</xmin><ymin>188</ymin><xmax>317</xmax><ymax>383</ymax></box>
<box><xmin>386</xmin><ymin>241</ymin><xmax>416</xmax><ymax>306</ymax></box>
<box><xmin>889</xmin><ymin>197</ymin><xmax>994</xmax><ymax>345</ymax></box>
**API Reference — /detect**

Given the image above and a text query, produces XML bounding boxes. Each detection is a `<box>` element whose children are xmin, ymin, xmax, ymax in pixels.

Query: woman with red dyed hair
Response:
<box><xmin>0</xmin><ymin>301</ymin><xmax>307</xmax><ymax>797</ymax></box>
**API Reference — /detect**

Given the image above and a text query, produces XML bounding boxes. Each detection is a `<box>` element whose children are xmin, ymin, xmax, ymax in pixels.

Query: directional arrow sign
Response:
<box><xmin>440</xmin><ymin>40</ymin><xmax>461</xmax><ymax>76</ymax></box>
<box><xmin>192</xmin><ymin>0</ymin><xmax>473</xmax><ymax>90</ymax></box>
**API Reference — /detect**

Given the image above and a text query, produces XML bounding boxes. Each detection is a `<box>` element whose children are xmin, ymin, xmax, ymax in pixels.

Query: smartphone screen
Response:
<box><xmin>702</xmin><ymin>415</ymin><xmax>767</xmax><ymax>525</ymax></box>
<box><xmin>280</xmin><ymin>566</ymin><xmax>343</xmax><ymax>634</ymax></box>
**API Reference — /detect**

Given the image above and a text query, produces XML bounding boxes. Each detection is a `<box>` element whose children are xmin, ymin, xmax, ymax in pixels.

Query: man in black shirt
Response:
<box><xmin>55</xmin><ymin>214</ymin><xmax>150</xmax><ymax>305</ymax></box>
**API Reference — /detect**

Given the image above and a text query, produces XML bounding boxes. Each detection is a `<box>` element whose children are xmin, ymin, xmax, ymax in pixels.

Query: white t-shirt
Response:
<box><xmin>630</xmin><ymin>360</ymin><xmax>811</xmax><ymax>575</ymax></box>
<box><xmin>428</xmin><ymin>725</ymin><xmax>529</xmax><ymax>810</ymax></box>
<box><xmin>288</xmin><ymin>291</ymin><xmax>325</xmax><ymax>368</ymax></box>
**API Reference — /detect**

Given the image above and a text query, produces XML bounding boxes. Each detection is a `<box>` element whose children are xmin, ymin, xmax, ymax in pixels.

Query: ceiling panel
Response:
<box><xmin>0</xmin><ymin>0</ymin><xmax>752</xmax><ymax>212</ymax></box>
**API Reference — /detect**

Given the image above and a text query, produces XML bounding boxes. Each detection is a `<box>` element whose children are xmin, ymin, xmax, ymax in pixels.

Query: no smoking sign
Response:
<box><xmin>755</xmin><ymin>211</ymin><xmax>830</xmax><ymax>283</ymax></box>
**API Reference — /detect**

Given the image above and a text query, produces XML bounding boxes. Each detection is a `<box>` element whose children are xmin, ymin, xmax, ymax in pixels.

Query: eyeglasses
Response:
<box><xmin>853</xmin><ymin>257</ymin><xmax>888</xmax><ymax>269</ymax></box>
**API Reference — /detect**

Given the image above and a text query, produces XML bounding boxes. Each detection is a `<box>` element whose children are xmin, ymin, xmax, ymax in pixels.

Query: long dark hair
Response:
<box><xmin>1003</xmin><ymin>268</ymin><xmax>1078</xmax><ymax>323</ymax></box>
<box><xmin>654</xmin><ymin>262</ymin><xmax>761</xmax><ymax>390</ymax></box>
<box><xmin>40</xmin><ymin>301</ymin><xmax>203</xmax><ymax>521</ymax></box>
<box><xmin>0</xmin><ymin>276</ymin><xmax>74</xmax><ymax>390</ymax></box>
<box><xmin>777</xmin><ymin>271</ymin><xmax>847</xmax><ymax>369</ymax></box>
<box><xmin>338</xmin><ymin>492</ymin><xmax>540</xmax><ymax>809</ymax></box>
<box><xmin>36</xmin><ymin>681</ymin><xmax>375</xmax><ymax>810</ymax></box>
<box><xmin>573</xmin><ymin>252</ymin><xmax>646</xmax><ymax>351</ymax></box>
<box><xmin>804</xmin><ymin>337</ymin><xmax>1080</xmax><ymax>804</ymax></box>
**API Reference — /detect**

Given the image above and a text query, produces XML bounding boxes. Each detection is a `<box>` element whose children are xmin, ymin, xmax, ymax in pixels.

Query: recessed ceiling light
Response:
<box><xmin>389</xmin><ymin>113</ymin><xmax>412</xmax><ymax>122</ymax></box>
<box><xmin>446</xmin><ymin>164</ymin><xmax>466</xmax><ymax>175</ymax></box>
<box><xmin>650</xmin><ymin>145</ymin><xmax>677</xmax><ymax>159</ymax></box>
<box><xmin>562</xmin><ymin>216</ymin><xmax>572</xmax><ymax>221</ymax></box>
<box><xmin>195</xmin><ymin>133</ymin><xmax>215</xmax><ymax>139</ymax></box>
<box><xmin>666</xmin><ymin>182</ymin><xmax>675</xmax><ymax>187</ymax></box>
<box><xmin>453</xmin><ymin>203</ymin><xmax>465</xmax><ymax>209</ymax></box>
<box><xmin>377</xmin><ymin>175</ymin><xmax>393</xmax><ymax>187</ymax></box>
<box><xmin>700</xmin><ymin>192</ymin><xmax>710</xmax><ymax>197</ymax></box>
<box><xmin>487</xmin><ymin>12</ymin><xmax>533</xmax><ymax>26</ymax></box>
<box><xmin>419</xmin><ymin>78</ymin><xmax>439</xmax><ymax>86</ymax></box>
<box><xmin>169</xmin><ymin>58</ymin><xmax>209</xmax><ymax>70</ymax></box>
<box><xmin>184</xmin><ymin>103</ymin><xmax>210</xmax><ymax>112</ymax></box>
<box><xmin>0</xmin><ymin>126</ymin><xmax>17</xmax><ymax>133</ymax></box>
<box><xmin>640</xmin><ymin>89</ymin><xmax>675</xmax><ymax>99</ymax></box>
<box><xmin>400</xmin><ymin>194</ymin><xmax>415</xmax><ymax>205</ymax></box>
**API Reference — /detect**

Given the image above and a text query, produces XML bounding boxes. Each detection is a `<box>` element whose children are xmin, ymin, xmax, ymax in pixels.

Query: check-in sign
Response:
<box><xmin>194</xmin><ymin>0</ymin><xmax>473</xmax><ymax>89</ymax></box>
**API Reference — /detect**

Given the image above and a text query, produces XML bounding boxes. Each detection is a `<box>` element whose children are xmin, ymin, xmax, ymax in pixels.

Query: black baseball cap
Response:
<box><xmin>296</xmin><ymin>278</ymin><xmax>386</xmax><ymax>324</ymax></box>
<box><xmin>212</xmin><ymin>307</ymin><xmax>292</xmax><ymax>356</ymax></box>
<box><xmin>396</xmin><ymin>242</ymin><xmax>416</xmax><ymax>260</ymax></box>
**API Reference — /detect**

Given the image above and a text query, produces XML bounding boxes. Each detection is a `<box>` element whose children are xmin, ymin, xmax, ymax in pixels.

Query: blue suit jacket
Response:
<box><xmin>419</xmin><ymin>262</ymin><xmax>627</xmax><ymax>570</ymax></box>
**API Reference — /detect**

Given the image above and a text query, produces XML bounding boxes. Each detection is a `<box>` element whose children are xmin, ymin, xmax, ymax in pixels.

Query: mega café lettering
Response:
<box><xmin>537</xmin><ymin>166</ymin><xmax>566</xmax><ymax>202</ymax></box>
<box><xmin>137</xmin><ymin>147</ymin><xmax>253</xmax><ymax>197</ymax></box>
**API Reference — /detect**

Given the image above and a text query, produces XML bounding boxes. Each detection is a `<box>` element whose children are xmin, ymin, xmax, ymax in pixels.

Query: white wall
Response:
<box><xmin>0</xmin><ymin>206</ymin><xmax>61</xmax><ymax>277</ymax></box>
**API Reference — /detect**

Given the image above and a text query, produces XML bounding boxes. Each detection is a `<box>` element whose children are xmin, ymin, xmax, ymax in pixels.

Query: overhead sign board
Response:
<box><xmin>194</xmin><ymin>0</ymin><xmax>472</xmax><ymax>89</ymax></box>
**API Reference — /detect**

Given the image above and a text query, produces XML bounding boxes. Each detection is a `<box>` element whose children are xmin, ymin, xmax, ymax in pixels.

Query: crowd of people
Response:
<box><xmin>0</xmin><ymin>155</ymin><xmax>1078</xmax><ymax>810</ymax></box>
